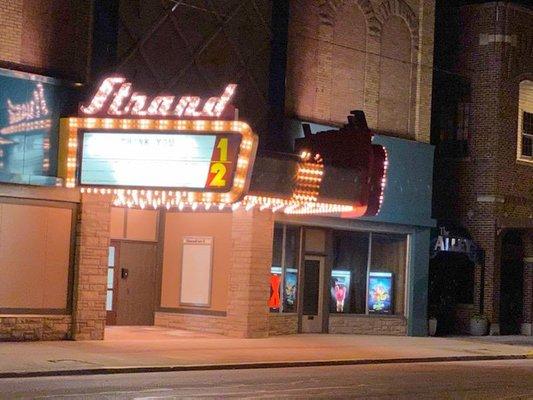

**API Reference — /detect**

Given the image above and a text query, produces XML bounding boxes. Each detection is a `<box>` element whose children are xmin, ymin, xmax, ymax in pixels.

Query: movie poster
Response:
<box><xmin>330</xmin><ymin>270</ymin><xmax>351</xmax><ymax>313</ymax></box>
<box><xmin>283</xmin><ymin>268</ymin><xmax>298</xmax><ymax>312</ymax></box>
<box><xmin>367</xmin><ymin>271</ymin><xmax>393</xmax><ymax>314</ymax></box>
<box><xmin>269</xmin><ymin>266</ymin><xmax>282</xmax><ymax>311</ymax></box>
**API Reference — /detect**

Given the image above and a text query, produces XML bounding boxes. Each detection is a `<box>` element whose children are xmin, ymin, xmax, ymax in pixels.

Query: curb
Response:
<box><xmin>0</xmin><ymin>354</ymin><xmax>529</xmax><ymax>379</ymax></box>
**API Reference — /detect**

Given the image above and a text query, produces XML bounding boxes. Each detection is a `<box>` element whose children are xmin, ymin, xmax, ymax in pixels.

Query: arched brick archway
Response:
<box><xmin>318</xmin><ymin>0</ymin><xmax>381</xmax><ymax>37</ymax></box>
<box><xmin>375</xmin><ymin>0</ymin><xmax>419</xmax><ymax>52</ymax></box>
<box><xmin>316</xmin><ymin>0</ymin><xmax>419</xmax><ymax>135</ymax></box>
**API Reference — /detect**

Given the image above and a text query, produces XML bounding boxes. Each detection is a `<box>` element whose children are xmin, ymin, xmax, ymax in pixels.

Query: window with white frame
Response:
<box><xmin>518</xmin><ymin>80</ymin><xmax>533</xmax><ymax>162</ymax></box>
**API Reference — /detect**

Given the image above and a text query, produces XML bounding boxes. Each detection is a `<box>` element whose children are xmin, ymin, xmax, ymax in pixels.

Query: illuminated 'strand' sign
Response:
<box><xmin>80</xmin><ymin>77</ymin><xmax>236</xmax><ymax>118</ymax></box>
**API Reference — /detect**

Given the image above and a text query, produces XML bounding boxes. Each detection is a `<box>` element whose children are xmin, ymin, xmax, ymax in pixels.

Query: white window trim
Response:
<box><xmin>517</xmin><ymin>81</ymin><xmax>533</xmax><ymax>165</ymax></box>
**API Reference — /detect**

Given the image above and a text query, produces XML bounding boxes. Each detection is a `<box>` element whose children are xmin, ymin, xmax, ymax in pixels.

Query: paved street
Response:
<box><xmin>0</xmin><ymin>359</ymin><xmax>532</xmax><ymax>399</ymax></box>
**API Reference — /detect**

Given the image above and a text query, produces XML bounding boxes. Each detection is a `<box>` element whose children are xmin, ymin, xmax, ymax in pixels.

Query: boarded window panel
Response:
<box><xmin>126</xmin><ymin>208</ymin><xmax>158</xmax><ymax>241</ymax></box>
<box><xmin>43</xmin><ymin>207</ymin><xmax>72</xmax><ymax>308</ymax></box>
<box><xmin>179</xmin><ymin>237</ymin><xmax>213</xmax><ymax>306</ymax></box>
<box><xmin>0</xmin><ymin>202</ymin><xmax>72</xmax><ymax>309</ymax></box>
<box><xmin>110</xmin><ymin>207</ymin><xmax>126</xmax><ymax>239</ymax></box>
<box><xmin>305</xmin><ymin>229</ymin><xmax>326</xmax><ymax>253</ymax></box>
<box><xmin>0</xmin><ymin>203</ymin><xmax>47</xmax><ymax>308</ymax></box>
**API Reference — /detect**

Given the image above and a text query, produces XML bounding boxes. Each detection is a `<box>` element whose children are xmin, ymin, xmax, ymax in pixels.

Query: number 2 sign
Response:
<box><xmin>206</xmin><ymin>135</ymin><xmax>240</xmax><ymax>190</ymax></box>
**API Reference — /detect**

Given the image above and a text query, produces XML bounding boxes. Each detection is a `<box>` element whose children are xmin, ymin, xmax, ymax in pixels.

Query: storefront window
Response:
<box><xmin>269</xmin><ymin>224</ymin><xmax>300</xmax><ymax>313</ymax></box>
<box><xmin>330</xmin><ymin>231</ymin><xmax>369</xmax><ymax>314</ymax></box>
<box><xmin>329</xmin><ymin>231</ymin><xmax>408</xmax><ymax>316</ymax></box>
<box><xmin>369</xmin><ymin>233</ymin><xmax>407</xmax><ymax>316</ymax></box>
<box><xmin>283</xmin><ymin>226</ymin><xmax>299</xmax><ymax>312</ymax></box>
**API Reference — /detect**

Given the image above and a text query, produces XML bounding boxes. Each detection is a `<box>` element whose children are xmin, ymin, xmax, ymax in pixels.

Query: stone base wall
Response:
<box><xmin>0</xmin><ymin>315</ymin><xmax>71</xmax><ymax>341</ymax></box>
<box><xmin>154</xmin><ymin>312</ymin><xmax>227</xmax><ymax>335</ymax></box>
<box><xmin>268</xmin><ymin>314</ymin><xmax>298</xmax><ymax>336</ymax></box>
<box><xmin>329</xmin><ymin>315</ymin><xmax>407</xmax><ymax>336</ymax></box>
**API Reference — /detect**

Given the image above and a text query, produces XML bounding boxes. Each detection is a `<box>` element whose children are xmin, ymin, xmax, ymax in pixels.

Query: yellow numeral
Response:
<box><xmin>217</xmin><ymin>138</ymin><xmax>228</xmax><ymax>162</ymax></box>
<box><xmin>210</xmin><ymin>162</ymin><xmax>227</xmax><ymax>187</ymax></box>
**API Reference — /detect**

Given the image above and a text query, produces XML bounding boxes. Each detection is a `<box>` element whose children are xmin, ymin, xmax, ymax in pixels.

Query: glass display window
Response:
<box><xmin>369</xmin><ymin>233</ymin><xmax>407</xmax><ymax>316</ymax></box>
<box><xmin>269</xmin><ymin>224</ymin><xmax>301</xmax><ymax>313</ymax></box>
<box><xmin>329</xmin><ymin>230</ymin><xmax>408</xmax><ymax>316</ymax></box>
<box><xmin>330</xmin><ymin>231</ymin><xmax>369</xmax><ymax>314</ymax></box>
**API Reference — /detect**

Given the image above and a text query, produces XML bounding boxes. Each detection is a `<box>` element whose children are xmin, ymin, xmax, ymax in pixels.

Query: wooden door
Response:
<box><xmin>113</xmin><ymin>241</ymin><xmax>158</xmax><ymax>326</ymax></box>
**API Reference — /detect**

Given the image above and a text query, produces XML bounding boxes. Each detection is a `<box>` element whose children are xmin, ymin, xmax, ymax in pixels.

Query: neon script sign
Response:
<box><xmin>0</xmin><ymin>83</ymin><xmax>51</xmax><ymax>135</ymax></box>
<box><xmin>80</xmin><ymin>77</ymin><xmax>237</xmax><ymax>118</ymax></box>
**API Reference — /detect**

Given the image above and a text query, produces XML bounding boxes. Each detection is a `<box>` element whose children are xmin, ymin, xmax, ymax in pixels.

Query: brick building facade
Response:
<box><xmin>1</xmin><ymin>0</ymin><xmax>436</xmax><ymax>341</ymax></box>
<box><xmin>286</xmin><ymin>0</ymin><xmax>434</xmax><ymax>143</ymax></box>
<box><xmin>0</xmin><ymin>0</ymin><xmax>92</xmax><ymax>81</ymax></box>
<box><xmin>432</xmin><ymin>1</ymin><xmax>533</xmax><ymax>335</ymax></box>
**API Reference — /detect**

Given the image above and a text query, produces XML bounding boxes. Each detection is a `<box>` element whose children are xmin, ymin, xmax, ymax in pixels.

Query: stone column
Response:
<box><xmin>71</xmin><ymin>193</ymin><xmax>112</xmax><ymax>340</ymax></box>
<box><xmin>226</xmin><ymin>209</ymin><xmax>274</xmax><ymax>338</ymax></box>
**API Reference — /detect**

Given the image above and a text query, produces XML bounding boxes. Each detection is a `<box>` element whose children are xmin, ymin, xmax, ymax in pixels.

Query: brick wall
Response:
<box><xmin>0</xmin><ymin>315</ymin><xmax>71</xmax><ymax>341</ymax></box>
<box><xmin>0</xmin><ymin>0</ymin><xmax>23</xmax><ymax>63</ymax></box>
<box><xmin>285</xmin><ymin>0</ymin><xmax>434</xmax><ymax>142</ymax></box>
<box><xmin>268</xmin><ymin>314</ymin><xmax>298</xmax><ymax>336</ymax></box>
<box><xmin>329</xmin><ymin>314</ymin><xmax>407</xmax><ymax>335</ymax></box>
<box><xmin>0</xmin><ymin>0</ymin><xmax>92</xmax><ymax>81</ymax></box>
<box><xmin>433</xmin><ymin>3</ymin><xmax>533</xmax><ymax>334</ymax></box>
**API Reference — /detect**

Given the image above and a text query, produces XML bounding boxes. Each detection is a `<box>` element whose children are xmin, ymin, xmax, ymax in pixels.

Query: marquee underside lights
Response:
<box><xmin>59</xmin><ymin>118</ymin><xmax>257</xmax><ymax>204</ymax></box>
<box><xmin>105</xmin><ymin>191</ymin><xmax>354</xmax><ymax>215</ymax></box>
<box><xmin>102</xmin><ymin>150</ymin><xmax>355</xmax><ymax>215</ymax></box>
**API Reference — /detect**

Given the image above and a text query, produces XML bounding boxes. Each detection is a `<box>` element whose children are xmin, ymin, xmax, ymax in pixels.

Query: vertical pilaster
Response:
<box><xmin>72</xmin><ymin>193</ymin><xmax>112</xmax><ymax>340</ymax></box>
<box><xmin>414</xmin><ymin>0</ymin><xmax>435</xmax><ymax>143</ymax></box>
<box><xmin>314</xmin><ymin>21</ymin><xmax>333</xmax><ymax>122</ymax></box>
<box><xmin>407</xmin><ymin>228</ymin><xmax>430</xmax><ymax>336</ymax></box>
<box><xmin>364</xmin><ymin>35</ymin><xmax>381</xmax><ymax>129</ymax></box>
<box><xmin>227</xmin><ymin>209</ymin><xmax>274</xmax><ymax>338</ymax></box>
<box><xmin>522</xmin><ymin>232</ymin><xmax>533</xmax><ymax>335</ymax></box>
<box><xmin>522</xmin><ymin>259</ymin><xmax>533</xmax><ymax>335</ymax></box>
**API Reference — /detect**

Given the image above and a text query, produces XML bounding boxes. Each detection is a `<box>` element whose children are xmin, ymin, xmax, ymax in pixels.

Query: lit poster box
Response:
<box><xmin>269</xmin><ymin>266</ymin><xmax>297</xmax><ymax>312</ymax></box>
<box><xmin>331</xmin><ymin>270</ymin><xmax>351</xmax><ymax>313</ymax></box>
<box><xmin>367</xmin><ymin>271</ymin><xmax>394</xmax><ymax>314</ymax></box>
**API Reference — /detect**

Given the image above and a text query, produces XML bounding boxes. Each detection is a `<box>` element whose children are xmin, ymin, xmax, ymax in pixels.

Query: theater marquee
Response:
<box><xmin>59</xmin><ymin>118</ymin><xmax>256</xmax><ymax>205</ymax></box>
<box><xmin>58</xmin><ymin>78</ymin><xmax>257</xmax><ymax>206</ymax></box>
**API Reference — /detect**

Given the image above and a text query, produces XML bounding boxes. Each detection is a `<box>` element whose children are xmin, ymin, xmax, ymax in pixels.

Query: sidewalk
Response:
<box><xmin>0</xmin><ymin>326</ymin><xmax>531</xmax><ymax>378</ymax></box>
